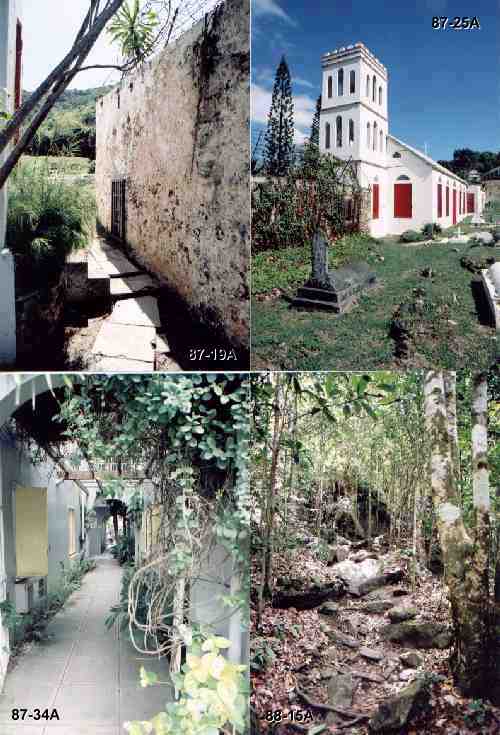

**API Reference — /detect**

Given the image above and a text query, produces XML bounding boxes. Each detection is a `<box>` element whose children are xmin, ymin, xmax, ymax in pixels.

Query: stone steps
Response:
<box><xmin>84</xmin><ymin>238</ymin><xmax>179</xmax><ymax>370</ymax></box>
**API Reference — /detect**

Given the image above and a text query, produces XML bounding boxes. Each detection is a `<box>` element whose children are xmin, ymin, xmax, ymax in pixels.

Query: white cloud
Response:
<box><xmin>253</xmin><ymin>0</ymin><xmax>297</xmax><ymax>27</ymax></box>
<box><xmin>251</xmin><ymin>83</ymin><xmax>316</xmax><ymax>145</ymax></box>
<box><xmin>294</xmin><ymin>77</ymin><xmax>314</xmax><ymax>88</ymax></box>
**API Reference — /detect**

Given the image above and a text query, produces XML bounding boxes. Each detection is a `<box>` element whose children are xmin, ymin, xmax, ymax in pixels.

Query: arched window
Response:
<box><xmin>367</xmin><ymin>122</ymin><xmax>371</xmax><ymax>148</ymax></box>
<box><xmin>325</xmin><ymin>122</ymin><xmax>331</xmax><ymax>149</ymax></box>
<box><xmin>349</xmin><ymin>119</ymin><xmax>354</xmax><ymax>145</ymax></box>
<box><xmin>378</xmin><ymin>86</ymin><xmax>382</xmax><ymax>105</ymax></box>
<box><xmin>338</xmin><ymin>68</ymin><xmax>344</xmax><ymax>96</ymax></box>
<box><xmin>349</xmin><ymin>70</ymin><xmax>355</xmax><ymax>94</ymax></box>
<box><xmin>336</xmin><ymin>115</ymin><xmax>342</xmax><ymax>147</ymax></box>
<box><xmin>397</xmin><ymin>175</ymin><xmax>410</xmax><ymax>180</ymax></box>
<box><xmin>372</xmin><ymin>75</ymin><xmax>376</xmax><ymax>102</ymax></box>
<box><xmin>328</xmin><ymin>75</ymin><xmax>332</xmax><ymax>98</ymax></box>
<box><xmin>379</xmin><ymin>129</ymin><xmax>383</xmax><ymax>152</ymax></box>
<box><xmin>373</xmin><ymin>121</ymin><xmax>377</xmax><ymax>151</ymax></box>
<box><xmin>393</xmin><ymin>151</ymin><xmax>401</xmax><ymax>159</ymax></box>
<box><xmin>366</xmin><ymin>75</ymin><xmax>370</xmax><ymax>97</ymax></box>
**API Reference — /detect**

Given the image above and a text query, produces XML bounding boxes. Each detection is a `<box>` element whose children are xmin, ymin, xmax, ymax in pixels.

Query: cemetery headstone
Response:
<box><xmin>292</xmin><ymin>228</ymin><xmax>377</xmax><ymax>313</ymax></box>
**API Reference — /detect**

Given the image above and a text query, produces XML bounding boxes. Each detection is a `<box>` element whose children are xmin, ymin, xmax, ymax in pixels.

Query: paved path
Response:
<box><xmin>75</xmin><ymin>237</ymin><xmax>180</xmax><ymax>371</ymax></box>
<box><xmin>0</xmin><ymin>555</ymin><xmax>172</xmax><ymax>734</ymax></box>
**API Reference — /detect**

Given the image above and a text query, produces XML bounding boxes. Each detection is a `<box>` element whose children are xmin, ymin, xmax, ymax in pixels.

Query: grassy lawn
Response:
<box><xmin>251</xmin><ymin>236</ymin><xmax>497</xmax><ymax>370</ymax></box>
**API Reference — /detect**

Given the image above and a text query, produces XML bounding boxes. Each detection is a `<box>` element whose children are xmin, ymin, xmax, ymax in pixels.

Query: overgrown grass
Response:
<box><xmin>21</xmin><ymin>155</ymin><xmax>92</xmax><ymax>175</ymax></box>
<box><xmin>252</xmin><ymin>236</ymin><xmax>497</xmax><ymax>370</ymax></box>
<box><xmin>7</xmin><ymin>156</ymin><xmax>96</xmax><ymax>291</ymax></box>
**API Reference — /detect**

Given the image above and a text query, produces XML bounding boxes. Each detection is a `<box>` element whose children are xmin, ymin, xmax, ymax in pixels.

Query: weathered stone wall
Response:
<box><xmin>95</xmin><ymin>0</ymin><xmax>249</xmax><ymax>351</ymax></box>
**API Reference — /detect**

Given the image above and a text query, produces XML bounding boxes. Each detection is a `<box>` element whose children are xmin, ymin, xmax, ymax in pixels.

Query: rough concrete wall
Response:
<box><xmin>95</xmin><ymin>0</ymin><xmax>250</xmax><ymax>350</ymax></box>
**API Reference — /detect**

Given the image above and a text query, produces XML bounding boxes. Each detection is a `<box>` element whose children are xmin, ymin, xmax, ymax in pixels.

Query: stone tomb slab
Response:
<box><xmin>91</xmin><ymin>322</ymin><xmax>156</xmax><ymax>363</ymax></box>
<box><xmin>293</xmin><ymin>261</ymin><xmax>377</xmax><ymax>313</ymax></box>
<box><xmin>109</xmin><ymin>296</ymin><xmax>161</xmax><ymax>328</ymax></box>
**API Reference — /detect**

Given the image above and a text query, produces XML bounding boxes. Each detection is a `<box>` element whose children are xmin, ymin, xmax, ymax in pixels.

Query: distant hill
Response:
<box><xmin>24</xmin><ymin>86</ymin><xmax>114</xmax><ymax>160</ymax></box>
<box><xmin>437</xmin><ymin>149</ymin><xmax>500</xmax><ymax>180</ymax></box>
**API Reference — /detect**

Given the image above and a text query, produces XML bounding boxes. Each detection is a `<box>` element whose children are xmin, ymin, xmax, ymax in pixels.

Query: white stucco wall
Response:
<box><xmin>0</xmin><ymin>0</ymin><xmax>21</xmax><ymax>364</ymax></box>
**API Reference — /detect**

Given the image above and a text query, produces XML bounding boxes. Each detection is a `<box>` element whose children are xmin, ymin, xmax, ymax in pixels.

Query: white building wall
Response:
<box><xmin>0</xmin><ymin>0</ymin><xmax>21</xmax><ymax>364</ymax></box>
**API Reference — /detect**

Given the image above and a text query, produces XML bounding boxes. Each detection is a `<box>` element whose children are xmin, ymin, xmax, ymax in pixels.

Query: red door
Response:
<box><xmin>452</xmin><ymin>190</ymin><xmax>457</xmax><ymax>225</ymax></box>
<box><xmin>372</xmin><ymin>183</ymin><xmax>379</xmax><ymax>219</ymax></box>
<box><xmin>394</xmin><ymin>183</ymin><xmax>412</xmax><ymax>218</ymax></box>
<box><xmin>467</xmin><ymin>193</ymin><xmax>475</xmax><ymax>213</ymax></box>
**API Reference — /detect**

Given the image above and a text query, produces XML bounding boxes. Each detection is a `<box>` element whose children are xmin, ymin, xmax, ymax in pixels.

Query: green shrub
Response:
<box><xmin>421</xmin><ymin>222</ymin><xmax>441</xmax><ymax>238</ymax></box>
<box><xmin>400</xmin><ymin>230</ymin><xmax>425</xmax><ymax>243</ymax></box>
<box><xmin>252</xmin><ymin>153</ymin><xmax>362</xmax><ymax>253</ymax></box>
<box><xmin>6</xmin><ymin>156</ymin><xmax>96</xmax><ymax>291</ymax></box>
<box><xmin>110</xmin><ymin>534</ymin><xmax>135</xmax><ymax>565</ymax></box>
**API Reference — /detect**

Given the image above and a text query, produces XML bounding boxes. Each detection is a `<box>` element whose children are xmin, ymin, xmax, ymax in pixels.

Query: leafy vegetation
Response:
<box><xmin>0</xmin><ymin>558</ymin><xmax>96</xmax><ymax>648</ymax></box>
<box><xmin>107</xmin><ymin>0</ymin><xmax>159</xmax><ymax>65</ymax></box>
<box><xmin>253</xmin><ymin>154</ymin><xmax>362</xmax><ymax>253</ymax></box>
<box><xmin>6</xmin><ymin>156</ymin><xmax>96</xmax><ymax>291</ymax></box>
<box><xmin>251</xmin><ymin>371</ymin><xmax>500</xmax><ymax>733</ymax></box>
<box><xmin>437</xmin><ymin>148</ymin><xmax>500</xmax><ymax>178</ymax></box>
<box><xmin>25</xmin><ymin>87</ymin><xmax>112</xmax><ymax>159</ymax></box>
<box><xmin>110</xmin><ymin>534</ymin><xmax>135</xmax><ymax>565</ymax></box>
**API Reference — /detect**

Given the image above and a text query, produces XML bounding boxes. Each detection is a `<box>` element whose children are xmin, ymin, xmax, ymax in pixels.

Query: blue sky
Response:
<box><xmin>252</xmin><ymin>0</ymin><xmax>499</xmax><ymax>161</ymax></box>
<box><xmin>21</xmin><ymin>0</ymin><xmax>218</xmax><ymax>91</ymax></box>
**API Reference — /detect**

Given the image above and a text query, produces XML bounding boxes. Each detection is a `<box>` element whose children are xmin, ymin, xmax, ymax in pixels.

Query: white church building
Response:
<box><xmin>319</xmin><ymin>43</ymin><xmax>485</xmax><ymax>238</ymax></box>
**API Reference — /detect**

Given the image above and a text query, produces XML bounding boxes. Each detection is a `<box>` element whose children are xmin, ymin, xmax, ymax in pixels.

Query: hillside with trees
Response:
<box><xmin>251</xmin><ymin>371</ymin><xmax>500</xmax><ymax>734</ymax></box>
<box><xmin>437</xmin><ymin>149</ymin><xmax>500</xmax><ymax>179</ymax></box>
<box><xmin>24</xmin><ymin>86</ymin><xmax>113</xmax><ymax>159</ymax></box>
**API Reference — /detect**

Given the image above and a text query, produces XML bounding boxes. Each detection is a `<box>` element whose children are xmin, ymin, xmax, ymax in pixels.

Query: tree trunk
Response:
<box><xmin>0</xmin><ymin>0</ymin><xmax>126</xmax><ymax>188</ymax></box>
<box><xmin>424</xmin><ymin>370</ymin><xmax>490</xmax><ymax>698</ymax></box>
<box><xmin>262</xmin><ymin>378</ymin><xmax>282</xmax><ymax>599</ymax></box>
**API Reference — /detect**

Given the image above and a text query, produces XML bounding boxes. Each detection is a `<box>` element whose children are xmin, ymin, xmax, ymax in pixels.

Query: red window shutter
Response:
<box><xmin>394</xmin><ymin>183</ymin><xmax>412</xmax><ymax>218</ymax></box>
<box><xmin>437</xmin><ymin>184</ymin><xmax>442</xmax><ymax>217</ymax></box>
<box><xmin>467</xmin><ymin>192</ymin><xmax>474</xmax><ymax>213</ymax></box>
<box><xmin>445</xmin><ymin>187</ymin><xmax>449</xmax><ymax>216</ymax></box>
<box><xmin>372</xmin><ymin>183</ymin><xmax>379</xmax><ymax>220</ymax></box>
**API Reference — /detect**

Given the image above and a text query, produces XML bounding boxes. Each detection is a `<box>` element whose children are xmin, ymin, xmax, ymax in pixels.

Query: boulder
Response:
<box><xmin>360</xmin><ymin>646</ymin><xmax>385</xmax><ymax>662</ymax></box>
<box><xmin>351</xmin><ymin>550</ymin><xmax>378</xmax><ymax>563</ymax></box>
<box><xmin>380</xmin><ymin>622</ymin><xmax>452</xmax><ymax>649</ymax></box>
<box><xmin>399</xmin><ymin>669</ymin><xmax>416</xmax><ymax>682</ymax></box>
<box><xmin>399</xmin><ymin>651</ymin><xmax>423</xmax><ymax>668</ymax></box>
<box><xmin>319</xmin><ymin>602</ymin><xmax>340</xmax><ymax>616</ymax></box>
<box><xmin>369</xmin><ymin>676</ymin><xmax>429</xmax><ymax>732</ymax></box>
<box><xmin>470</xmin><ymin>230</ymin><xmax>494</xmax><ymax>245</ymax></box>
<box><xmin>272</xmin><ymin>579</ymin><xmax>346</xmax><ymax>609</ymax></box>
<box><xmin>361</xmin><ymin>600</ymin><xmax>394</xmax><ymax>614</ymax></box>
<box><xmin>326</xmin><ymin>673</ymin><xmax>355</xmax><ymax>726</ymax></box>
<box><xmin>329</xmin><ymin>544</ymin><xmax>351</xmax><ymax>564</ymax></box>
<box><xmin>388</xmin><ymin>606</ymin><xmax>417</xmax><ymax>623</ymax></box>
<box><xmin>332</xmin><ymin>558</ymin><xmax>382</xmax><ymax>594</ymax></box>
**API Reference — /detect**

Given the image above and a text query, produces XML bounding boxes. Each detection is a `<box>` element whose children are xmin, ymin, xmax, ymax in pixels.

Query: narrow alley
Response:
<box><xmin>0</xmin><ymin>554</ymin><xmax>172</xmax><ymax>735</ymax></box>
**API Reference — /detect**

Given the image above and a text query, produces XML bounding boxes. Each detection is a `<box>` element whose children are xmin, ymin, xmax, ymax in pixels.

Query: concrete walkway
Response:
<box><xmin>0</xmin><ymin>555</ymin><xmax>173</xmax><ymax>734</ymax></box>
<box><xmin>76</xmin><ymin>237</ymin><xmax>180</xmax><ymax>371</ymax></box>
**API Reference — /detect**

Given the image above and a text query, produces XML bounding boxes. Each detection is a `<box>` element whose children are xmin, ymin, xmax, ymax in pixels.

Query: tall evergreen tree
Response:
<box><xmin>303</xmin><ymin>94</ymin><xmax>321</xmax><ymax>170</ymax></box>
<box><xmin>310</xmin><ymin>94</ymin><xmax>321</xmax><ymax>148</ymax></box>
<box><xmin>264</xmin><ymin>56</ymin><xmax>294</xmax><ymax>177</ymax></box>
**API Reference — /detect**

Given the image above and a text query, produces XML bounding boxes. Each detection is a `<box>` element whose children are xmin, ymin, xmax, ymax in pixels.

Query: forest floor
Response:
<box><xmin>251</xmin><ymin>540</ymin><xmax>500</xmax><ymax>734</ymax></box>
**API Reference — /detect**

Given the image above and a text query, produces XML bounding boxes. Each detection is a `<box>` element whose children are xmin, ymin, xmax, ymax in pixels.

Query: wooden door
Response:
<box><xmin>452</xmin><ymin>190</ymin><xmax>457</xmax><ymax>224</ymax></box>
<box><xmin>372</xmin><ymin>183</ymin><xmax>379</xmax><ymax>220</ymax></box>
<box><xmin>394</xmin><ymin>183</ymin><xmax>412</xmax><ymax>218</ymax></box>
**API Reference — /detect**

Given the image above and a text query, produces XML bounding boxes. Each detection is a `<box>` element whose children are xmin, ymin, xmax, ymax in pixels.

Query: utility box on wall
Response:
<box><xmin>15</xmin><ymin>486</ymin><xmax>49</xmax><ymax>576</ymax></box>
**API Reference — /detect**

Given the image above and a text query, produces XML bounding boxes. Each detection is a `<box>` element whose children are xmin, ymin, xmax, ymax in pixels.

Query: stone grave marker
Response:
<box><xmin>292</xmin><ymin>228</ymin><xmax>377</xmax><ymax>313</ymax></box>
